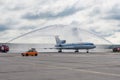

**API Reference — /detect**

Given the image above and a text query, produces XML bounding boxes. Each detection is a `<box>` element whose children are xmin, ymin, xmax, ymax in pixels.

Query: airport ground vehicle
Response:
<box><xmin>21</xmin><ymin>48</ymin><xmax>38</xmax><ymax>56</ymax></box>
<box><xmin>113</xmin><ymin>47</ymin><xmax>120</xmax><ymax>52</ymax></box>
<box><xmin>0</xmin><ymin>45</ymin><xmax>9</xmax><ymax>53</ymax></box>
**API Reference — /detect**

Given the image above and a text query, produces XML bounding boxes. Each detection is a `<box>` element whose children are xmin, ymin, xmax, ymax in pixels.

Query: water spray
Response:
<box><xmin>6</xmin><ymin>25</ymin><xmax>64</xmax><ymax>43</ymax></box>
<box><xmin>6</xmin><ymin>24</ymin><xmax>113</xmax><ymax>45</ymax></box>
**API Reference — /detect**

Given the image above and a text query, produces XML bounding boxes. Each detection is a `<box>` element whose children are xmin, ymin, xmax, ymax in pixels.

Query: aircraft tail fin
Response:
<box><xmin>55</xmin><ymin>36</ymin><xmax>66</xmax><ymax>45</ymax></box>
<box><xmin>55</xmin><ymin>36</ymin><xmax>61</xmax><ymax>44</ymax></box>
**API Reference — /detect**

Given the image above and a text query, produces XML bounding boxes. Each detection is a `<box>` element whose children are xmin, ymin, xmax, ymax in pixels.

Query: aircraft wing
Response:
<box><xmin>43</xmin><ymin>47</ymin><xmax>62</xmax><ymax>49</ymax></box>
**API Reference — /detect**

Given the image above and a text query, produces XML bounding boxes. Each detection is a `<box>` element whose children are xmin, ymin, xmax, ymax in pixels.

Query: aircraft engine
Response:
<box><xmin>60</xmin><ymin>40</ymin><xmax>66</xmax><ymax>44</ymax></box>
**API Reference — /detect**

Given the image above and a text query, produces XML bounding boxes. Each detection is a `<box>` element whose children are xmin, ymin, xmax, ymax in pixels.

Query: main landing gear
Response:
<box><xmin>75</xmin><ymin>49</ymin><xmax>79</xmax><ymax>53</ymax></box>
<box><xmin>86</xmin><ymin>49</ymin><xmax>89</xmax><ymax>53</ymax></box>
<box><xmin>58</xmin><ymin>49</ymin><xmax>89</xmax><ymax>53</ymax></box>
<box><xmin>58</xmin><ymin>49</ymin><xmax>62</xmax><ymax>53</ymax></box>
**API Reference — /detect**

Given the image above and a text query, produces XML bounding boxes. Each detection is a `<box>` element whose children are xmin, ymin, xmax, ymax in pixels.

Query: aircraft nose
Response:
<box><xmin>93</xmin><ymin>45</ymin><xmax>96</xmax><ymax>48</ymax></box>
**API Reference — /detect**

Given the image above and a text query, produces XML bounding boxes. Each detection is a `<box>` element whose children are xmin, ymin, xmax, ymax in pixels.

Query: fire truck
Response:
<box><xmin>0</xmin><ymin>45</ymin><xmax>9</xmax><ymax>53</ymax></box>
<box><xmin>113</xmin><ymin>47</ymin><xmax>120</xmax><ymax>52</ymax></box>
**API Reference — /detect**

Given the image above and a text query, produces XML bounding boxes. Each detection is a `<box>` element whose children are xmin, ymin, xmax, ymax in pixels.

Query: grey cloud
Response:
<box><xmin>18</xmin><ymin>26</ymin><xmax>35</xmax><ymax>30</ymax></box>
<box><xmin>0</xmin><ymin>24</ymin><xmax>9</xmax><ymax>31</ymax></box>
<box><xmin>1</xmin><ymin>1</ymin><xmax>27</xmax><ymax>11</ymax></box>
<box><xmin>104</xmin><ymin>5</ymin><xmax>120</xmax><ymax>20</ymax></box>
<box><xmin>89</xmin><ymin>7</ymin><xmax>101</xmax><ymax>17</ymax></box>
<box><xmin>7</xmin><ymin>6</ymin><xmax>25</xmax><ymax>11</ymax></box>
<box><xmin>22</xmin><ymin>6</ymin><xmax>82</xmax><ymax>20</ymax></box>
<box><xmin>4</xmin><ymin>4</ymin><xmax>26</xmax><ymax>11</ymax></box>
<box><xmin>105</xmin><ymin>14</ymin><xmax>120</xmax><ymax>20</ymax></box>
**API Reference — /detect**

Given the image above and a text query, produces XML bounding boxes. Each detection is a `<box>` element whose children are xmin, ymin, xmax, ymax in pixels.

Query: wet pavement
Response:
<box><xmin>0</xmin><ymin>52</ymin><xmax>120</xmax><ymax>80</ymax></box>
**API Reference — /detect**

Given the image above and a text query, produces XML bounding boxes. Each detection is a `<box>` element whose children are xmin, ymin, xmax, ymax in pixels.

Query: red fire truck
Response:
<box><xmin>113</xmin><ymin>47</ymin><xmax>120</xmax><ymax>52</ymax></box>
<box><xmin>0</xmin><ymin>45</ymin><xmax>9</xmax><ymax>53</ymax></box>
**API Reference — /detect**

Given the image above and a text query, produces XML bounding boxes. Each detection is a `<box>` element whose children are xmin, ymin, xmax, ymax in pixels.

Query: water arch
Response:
<box><xmin>6</xmin><ymin>24</ymin><xmax>112</xmax><ymax>44</ymax></box>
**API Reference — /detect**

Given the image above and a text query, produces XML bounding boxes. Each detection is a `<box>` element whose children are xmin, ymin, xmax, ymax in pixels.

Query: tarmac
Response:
<box><xmin>0</xmin><ymin>52</ymin><xmax>120</xmax><ymax>80</ymax></box>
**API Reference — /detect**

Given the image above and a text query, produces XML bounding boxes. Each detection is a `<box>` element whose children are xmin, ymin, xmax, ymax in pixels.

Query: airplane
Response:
<box><xmin>54</xmin><ymin>36</ymin><xmax>96</xmax><ymax>53</ymax></box>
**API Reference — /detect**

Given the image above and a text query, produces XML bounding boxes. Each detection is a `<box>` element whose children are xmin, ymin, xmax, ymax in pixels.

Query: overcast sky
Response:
<box><xmin>0</xmin><ymin>0</ymin><xmax>120</xmax><ymax>44</ymax></box>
